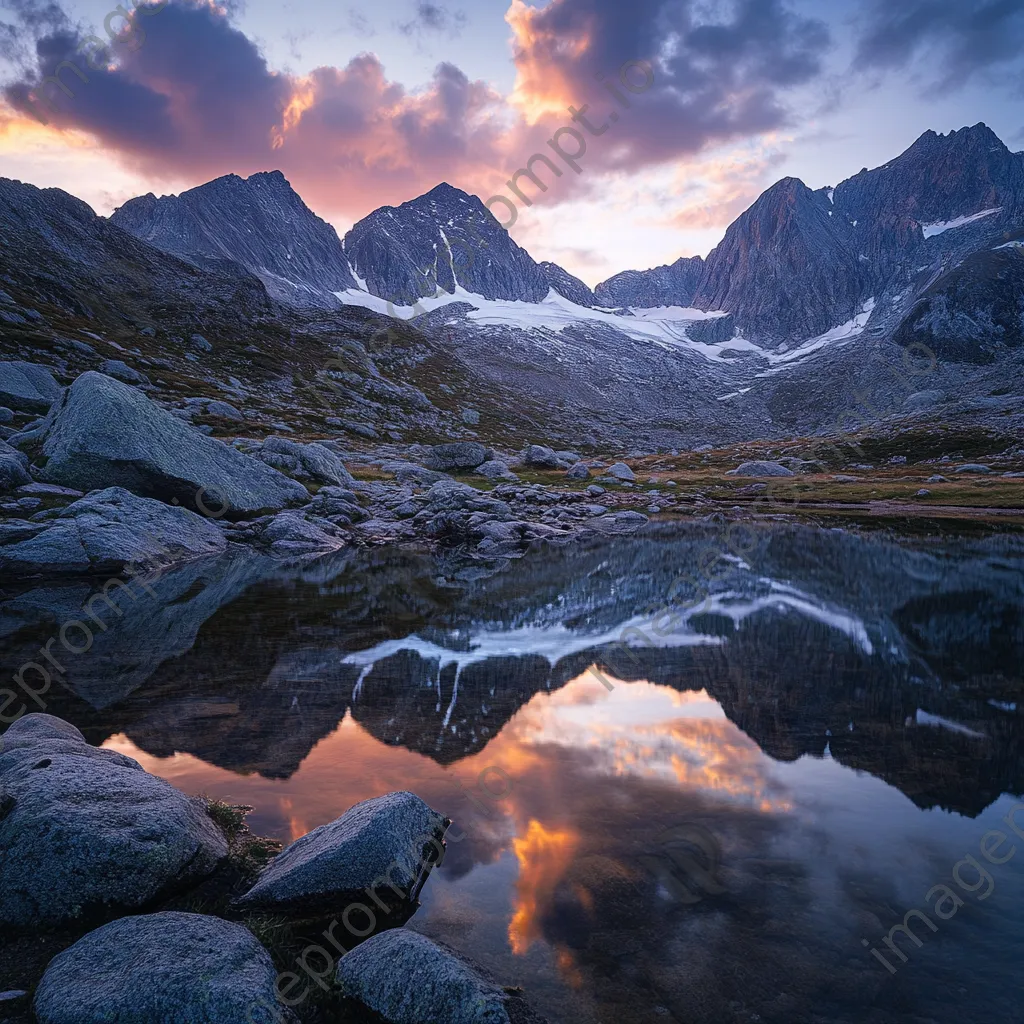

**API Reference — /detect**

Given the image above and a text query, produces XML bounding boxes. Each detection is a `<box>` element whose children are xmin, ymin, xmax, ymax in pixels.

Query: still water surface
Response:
<box><xmin>3</xmin><ymin>522</ymin><xmax>1022</xmax><ymax>1023</ymax></box>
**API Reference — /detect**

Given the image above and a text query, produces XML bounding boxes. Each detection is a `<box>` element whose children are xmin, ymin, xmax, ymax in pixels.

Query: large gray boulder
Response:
<box><xmin>522</xmin><ymin>445</ymin><xmax>562</xmax><ymax>469</ymax></box>
<box><xmin>0</xmin><ymin>715</ymin><xmax>227</xmax><ymax>929</ymax></box>
<box><xmin>34</xmin><ymin>912</ymin><xmax>296</xmax><ymax>1024</ymax></box>
<box><xmin>0</xmin><ymin>361</ymin><xmax>62</xmax><ymax>413</ymax></box>
<box><xmin>425</xmin><ymin>442</ymin><xmax>488</xmax><ymax>472</ymax></box>
<box><xmin>607</xmin><ymin>462</ymin><xmax>636</xmax><ymax>482</ymax></box>
<box><xmin>233</xmin><ymin>791</ymin><xmax>448</xmax><ymax>916</ymax></box>
<box><xmin>256</xmin><ymin>436</ymin><xmax>356</xmax><ymax>487</ymax></box>
<box><xmin>34</xmin><ymin>373</ymin><xmax>309</xmax><ymax>516</ymax></box>
<box><xmin>727</xmin><ymin>461</ymin><xmax>796</xmax><ymax>478</ymax></box>
<box><xmin>337</xmin><ymin>929</ymin><xmax>549</xmax><ymax>1024</ymax></box>
<box><xmin>0</xmin><ymin>487</ymin><xmax>227</xmax><ymax>576</ymax></box>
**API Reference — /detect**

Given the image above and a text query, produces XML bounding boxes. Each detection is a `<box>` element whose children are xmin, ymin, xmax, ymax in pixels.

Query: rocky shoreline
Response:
<box><xmin>3</xmin><ymin>365</ymin><xmax>1023</xmax><ymax>588</ymax></box>
<box><xmin>0</xmin><ymin>713</ymin><xmax>548</xmax><ymax>1023</ymax></box>
<box><xmin>0</xmin><ymin>367</ymin><xmax>661</xmax><ymax>583</ymax></box>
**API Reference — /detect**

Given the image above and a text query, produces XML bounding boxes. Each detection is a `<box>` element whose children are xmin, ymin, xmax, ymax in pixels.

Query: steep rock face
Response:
<box><xmin>833</xmin><ymin>124</ymin><xmax>1024</xmax><ymax>280</ymax></box>
<box><xmin>110</xmin><ymin>171</ymin><xmax>357</xmax><ymax>306</ymax></box>
<box><xmin>892</xmin><ymin>244</ymin><xmax>1024</xmax><ymax>364</ymax></box>
<box><xmin>692</xmin><ymin>178</ymin><xmax>869</xmax><ymax>344</ymax></box>
<box><xmin>595</xmin><ymin>256</ymin><xmax>704</xmax><ymax>308</ymax></box>
<box><xmin>342</xmin><ymin>183</ymin><xmax>550</xmax><ymax>305</ymax></box>
<box><xmin>540</xmin><ymin>261</ymin><xmax>595</xmax><ymax>306</ymax></box>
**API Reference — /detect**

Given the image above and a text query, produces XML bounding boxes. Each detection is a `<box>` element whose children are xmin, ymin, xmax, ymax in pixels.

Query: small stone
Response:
<box><xmin>955</xmin><ymin>464</ymin><xmax>993</xmax><ymax>474</ymax></box>
<box><xmin>915</xmin><ymin>489</ymin><xmax>932</xmax><ymax>498</ymax></box>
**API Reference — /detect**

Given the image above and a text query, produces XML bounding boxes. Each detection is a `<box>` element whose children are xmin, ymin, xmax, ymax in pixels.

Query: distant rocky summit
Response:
<box><xmin>343</xmin><ymin>183</ymin><xmax>551</xmax><ymax>306</ymax></box>
<box><xmin>111</xmin><ymin>170</ymin><xmax>358</xmax><ymax>306</ymax></box>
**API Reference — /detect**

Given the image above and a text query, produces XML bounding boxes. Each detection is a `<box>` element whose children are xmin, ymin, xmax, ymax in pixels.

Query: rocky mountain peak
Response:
<box><xmin>690</xmin><ymin>175</ymin><xmax>867</xmax><ymax>344</ymax></box>
<box><xmin>110</xmin><ymin>170</ymin><xmax>357</xmax><ymax>307</ymax></box>
<box><xmin>342</xmin><ymin>183</ymin><xmax>550</xmax><ymax>306</ymax></box>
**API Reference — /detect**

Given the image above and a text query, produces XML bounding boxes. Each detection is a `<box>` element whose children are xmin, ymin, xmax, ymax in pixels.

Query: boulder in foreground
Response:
<box><xmin>0</xmin><ymin>486</ymin><xmax>227</xmax><ymax>576</ymax></box>
<box><xmin>337</xmin><ymin>929</ymin><xmax>549</xmax><ymax>1024</ymax></box>
<box><xmin>35</xmin><ymin>372</ymin><xmax>309</xmax><ymax>516</ymax></box>
<box><xmin>34</xmin><ymin>912</ymin><xmax>296</xmax><ymax>1024</ymax></box>
<box><xmin>233</xmin><ymin>791</ymin><xmax>448</xmax><ymax>916</ymax></box>
<box><xmin>0</xmin><ymin>715</ymin><xmax>227</xmax><ymax>929</ymax></box>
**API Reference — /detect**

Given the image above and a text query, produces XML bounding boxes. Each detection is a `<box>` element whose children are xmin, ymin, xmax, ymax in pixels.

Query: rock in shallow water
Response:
<box><xmin>337</xmin><ymin>929</ymin><xmax>549</xmax><ymax>1024</ymax></box>
<box><xmin>233</xmin><ymin>791</ymin><xmax>448</xmax><ymax>917</ymax></box>
<box><xmin>34</xmin><ymin>912</ymin><xmax>296</xmax><ymax>1024</ymax></box>
<box><xmin>0</xmin><ymin>486</ymin><xmax>227</xmax><ymax>576</ymax></box>
<box><xmin>0</xmin><ymin>715</ymin><xmax>227</xmax><ymax>929</ymax></box>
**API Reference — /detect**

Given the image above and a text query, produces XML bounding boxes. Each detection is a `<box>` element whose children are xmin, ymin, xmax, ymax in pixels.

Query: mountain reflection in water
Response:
<box><xmin>2</xmin><ymin>521</ymin><xmax>1022</xmax><ymax>1024</ymax></box>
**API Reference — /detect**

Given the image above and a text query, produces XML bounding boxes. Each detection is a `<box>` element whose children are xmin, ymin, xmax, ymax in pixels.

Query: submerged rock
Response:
<box><xmin>34</xmin><ymin>372</ymin><xmax>308</xmax><ymax>516</ymax></box>
<box><xmin>0</xmin><ymin>715</ymin><xmax>227</xmax><ymax>929</ymax></box>
<box><xmin>337</xmin><ymin>929</ymin><xmax>549</xmax><ymax>1024</ymax></box>
<box><xmin>233</xmin><ymin>791</ymin><xmax>448</xmax><ymax>917</ymax></box>
<box><xmin>34</xmin><ymin>912</ymin><xmax>295</xmax><ymax>1024</ymax></box>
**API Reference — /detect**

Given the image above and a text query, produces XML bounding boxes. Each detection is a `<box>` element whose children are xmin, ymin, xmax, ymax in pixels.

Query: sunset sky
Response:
<box><xmin>1</xmin><ymin>0</ymin><xmax>1022</xmax><ymax>285</ymax></box>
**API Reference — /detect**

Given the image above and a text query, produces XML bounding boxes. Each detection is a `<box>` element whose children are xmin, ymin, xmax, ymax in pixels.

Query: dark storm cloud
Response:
<box><xmin>507</xmin><ymin>0</ymin><xmax>833</xmax><ymax>168</ymax></box>
<box><xmin>2</xmin><ymin>1</ymin><xmax>289</xmax><ymax>161</ymax></box>
<box><xmin>853</xmin><ymin>0</ymin><xmax>1024</xmax><ymax>91</ymax></box>
<box><xmin>397</xmin><ymin>2</ymin><xmax>467</xmax><ymax>38</ymax></box>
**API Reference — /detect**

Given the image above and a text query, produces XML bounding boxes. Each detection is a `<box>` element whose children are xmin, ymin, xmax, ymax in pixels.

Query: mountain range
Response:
<box><xmin>2</xmin><ymin>122</ymin><xmax>1023</xmax><ymax>448</ymax></box>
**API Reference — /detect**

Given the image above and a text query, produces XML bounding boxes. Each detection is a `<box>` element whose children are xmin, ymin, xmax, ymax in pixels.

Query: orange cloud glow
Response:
<box><xmin>506</xmin><ymin>0</ymin><xmax>595</xmax><ymax>122</ymax></box>
<box><xmin>508</xmin><ymin>819</ymin><xmax>579</xmax><ymax>955</ymax></box>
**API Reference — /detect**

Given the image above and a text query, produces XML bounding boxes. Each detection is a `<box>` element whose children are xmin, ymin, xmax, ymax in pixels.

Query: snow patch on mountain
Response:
<box><xmin>922</xmin><ymin>207</ymin><xmax>1002</xmax><ymax>238</ymax></box>
<box><xmin>756</xmin><ymin>299</ymin><xmax>876</xmax><ymax>376</ymax></box>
